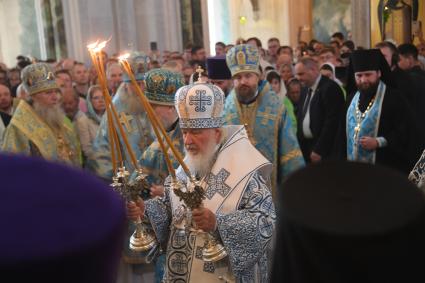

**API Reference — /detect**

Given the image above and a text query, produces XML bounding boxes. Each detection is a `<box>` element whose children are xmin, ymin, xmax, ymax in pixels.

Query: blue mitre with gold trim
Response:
<box><xmin>144</xmin><ymin>68</ymin><xmax>185</xmax><ymax>106</ymax></box>
<box><xmin>226</xmin><ymin>44</ymin><xmax>260</xmax><ymax>77</ymax></box>
<box><xmin>175</xmin><ymin>76</ymin><xmax>225</xmax><ymax>129</ymax></box>
<box><xmin>22</xmin><ymin>63</ymin><xmax>59</xmax><ymax>95</ymax></box>
<box><xmin>122</xmin><ymin>51</ymin><xmax>150</xmax><ymax>82</ymax></box>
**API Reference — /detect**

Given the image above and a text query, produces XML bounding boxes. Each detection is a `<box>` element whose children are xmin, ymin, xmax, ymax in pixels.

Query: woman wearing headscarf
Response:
<box><xmin>75</xmin><ymin>85</ymin><xmax>105</xmax><ymax>163</ymax></box>
<box><xmin>266</xmin><ymin>70</ymin><xmax>297</xmax><ymax>133</ymax></box>
<box><xmin>320</xmin><ymin>62</ymin><xmax>346</xmax><ymax>99</ymax></box>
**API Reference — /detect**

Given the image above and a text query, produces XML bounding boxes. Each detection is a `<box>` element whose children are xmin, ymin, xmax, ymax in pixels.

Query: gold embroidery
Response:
<box><xmin>236</xmin><ymin>50</ymin><xmax>246</xmax><ymax>65</ymax></box>
<box><xmin>150</xmin><ymin>74</ymin><xmax>164</xmax><ymax>90</ymax></box>
<box><xmin>166</xmin><ymin>84</ymin><xmax>176</xmax><ymax>95</ymax></box>
<box><xmin>4</xmin><ymin>101</ymin><xmax>80</xmax><ymax>166</ymax></box>
<box><xmin>239</xmin><ymin>103</ymin><xmax>258</xmax><ymax>145</ymax></box>
<box><xmin>56</xmin><ymin>132</ymin><xmax>75</xmax><ymax>163</ymax></box>
<box><xmin>119</xmin><ymin>112</ymin><xmax>134</xmax><ymax>133</ymax></box>
<box><xmin>257</xmin><ymin>107</ymin><xmax>276</xmax><ymax>125</ymax></box>
<box><xmin>11</xmin><ymin>101</ymin><xmax>57</xmax><ymax>158</ymax></box>
<box><xmin>281</xmin><ymin>149</ymin><xmax>303</xmax><ymax>163</ymax></box>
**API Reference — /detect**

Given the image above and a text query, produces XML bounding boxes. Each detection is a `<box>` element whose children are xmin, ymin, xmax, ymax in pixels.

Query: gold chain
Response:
<box><xmin>239</xmin><ymin>101</ymin><xmax>258</xmax><ymax>144</ymax></box>
<box><xmin>353</xmin><ymin>95</ymin><xmax>376</xmax><ymax>141</ymax></box>
<box><xmin>56</xmin><ymin>132</ymin><xmax>75</xmax><ymax>163</ymax></box>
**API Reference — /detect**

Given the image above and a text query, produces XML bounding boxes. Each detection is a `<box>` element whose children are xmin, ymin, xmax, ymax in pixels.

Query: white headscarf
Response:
<box><xmin>265</xmin><ymin>69</ymin><xmax>287</xmax><ymax>99</ymax></box>
<box><xmin>320</xmin><ymin>62</ymin><xmax>343</xmax><ymax>87</ymax></box>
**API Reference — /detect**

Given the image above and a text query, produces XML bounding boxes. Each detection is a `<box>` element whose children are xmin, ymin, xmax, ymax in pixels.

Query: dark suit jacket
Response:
<box><xmin>296</xmin><ymin>75</ymin><xmax>345</xmax><ymax>161</ymax></box>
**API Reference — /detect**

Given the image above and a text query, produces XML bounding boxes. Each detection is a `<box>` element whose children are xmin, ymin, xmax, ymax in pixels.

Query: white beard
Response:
<box><xmin>33</xmin><ymin>101</ymin><xmax>65</xmax><ymax>132</ymax></box>
<box><xmin>117</xmin><ymin>84</ymin><xmax>144</xmax><ymax>115</ymax></box>
<box><xmin>184</xmin><ymin>139</ymin><xmax>221</xmax><ymax>179</ymax></box>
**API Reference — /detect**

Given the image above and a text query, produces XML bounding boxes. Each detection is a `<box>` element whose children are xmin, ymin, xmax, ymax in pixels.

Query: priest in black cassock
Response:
<box><xmin>342</xmin><ymin>49</ymin><xmax>420</xmax><ymax>174</ymax></box>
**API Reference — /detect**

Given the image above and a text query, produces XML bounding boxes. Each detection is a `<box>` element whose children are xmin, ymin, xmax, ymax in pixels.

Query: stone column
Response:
<box><xmin>0</xmin><ymin>0</ymin><xmax>24</xmax><ymax>66</ymax></box>
<box><xmin>62</xmin><ymin>0</ymin><xmax>183</xmax><ymax>63</ymax></box>
<box><xmin>351</xmin><ymin>0</ymin><xmax>371</xmax><ymax>48</ymax></box>
<box><xmin>160</xmin><ymin>0</ymin><xmax>183</xmax><ymax>52</ymax></box>
<box><xmin>112</xmin><ymin>0</ymin><xmax>138</xmax><ymax>53</ymax></box>
<box><xmin>134</xmin><ymin>0</ymin><xmax>183</xmax><ymax>52</ymax></box>
<box><xmin>62</xmin><ymin>0</ymin><xmax>117</xmax><ymax>64</ymax></box>
<box><xmin>200</xmin><ymin>0</ymin><xmax>210</xmax><ymax>54</ymax></box>
<box><xmin>288</xmin><ymin>0</ymin><xmax>313</xmax><ymax>46</ymax></box>
<box><xmin>62</xmin><ymin>0</ymin><xmax>84</xmax><ymax>62</ymax></box>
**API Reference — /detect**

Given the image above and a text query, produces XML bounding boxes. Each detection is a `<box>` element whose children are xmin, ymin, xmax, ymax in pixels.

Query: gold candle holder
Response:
<box><xmin>111</xmin><ymin>167</ymin><xmax>158</xmax><ymax>252</ymax></box>
<box><xmin>118</xmin><ymin>54</ymin><xmax>227</xmax><ymax>262</ymax></box>
<box><xmin>88</xmin><ymin>41</ymin><xmax>158</xmax><ymax>253</ymax></box>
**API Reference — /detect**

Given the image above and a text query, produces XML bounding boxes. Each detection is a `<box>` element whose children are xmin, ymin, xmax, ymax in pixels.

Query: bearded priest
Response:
<box><xmin>223</xmin><ymin>44</ymin><xmax>304</xmax><ymax>197</ymax></box>
<box><xmin>127</xmin><ymin>79</ymin><xmax>276</xmax><ymax>282</ymax></box>
<box><xmin>344</xmin><ymin>49</ymin><xmax>420</xmax><ymax>174</ymax></box>
<box><xmin>1</xmin><ymin>62</ymin><xmax>81</xmax><ymax>166</ymax></box>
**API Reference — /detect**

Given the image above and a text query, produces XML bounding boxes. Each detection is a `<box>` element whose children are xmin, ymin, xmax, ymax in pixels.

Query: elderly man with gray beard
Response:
<box><xmin>127</xmin><ymin>80</ymin><xmax>276</xmax><ymax>282</ymax></box>
<box><xmin>1</xmin><ymin>63</ymin><xmax>81</xmax><ymax>166</ymax></box>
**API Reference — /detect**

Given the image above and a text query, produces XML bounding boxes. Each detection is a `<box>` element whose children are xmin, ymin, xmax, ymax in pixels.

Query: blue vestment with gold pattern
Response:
<box><xmin>346</xmin><ymin>81</ymin><xmax>386</xmax><ymax>164</ymax></box>
<box><xmin>223</xmin><ymin>80</ymin><xmax>305</xmax><ymax>196</ymax></box>
<box><xmin>1</xmin><ymin>100</ymin><xmax>81</xmax><ymax>167</ymax></box>
<box><xmin>139</xmin><ymin>121</ymin><xmax>184</xmax><ymax>187</ymax></box>
<box><xmin>88</xmin><ymin>94</ymin><xmax>154</xmax><ymax>180</ymax></box>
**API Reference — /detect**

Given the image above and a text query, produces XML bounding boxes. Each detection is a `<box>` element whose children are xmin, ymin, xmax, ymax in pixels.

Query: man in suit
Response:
<box><xmin>295</xmin><ymin>57</ymin><xmax>345</xmax><ymax>163</ymax></box>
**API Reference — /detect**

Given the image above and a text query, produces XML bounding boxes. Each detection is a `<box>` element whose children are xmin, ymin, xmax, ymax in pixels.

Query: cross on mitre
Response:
<box><xmin>195</xmin><ymin>66</ymin><xmax>207</xmax><ymax>83</ymax></box>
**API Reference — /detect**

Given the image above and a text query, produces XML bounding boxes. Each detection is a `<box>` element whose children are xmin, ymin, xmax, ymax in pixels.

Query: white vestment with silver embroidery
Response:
<box><xmin>145</xmin><ymin>125</ymin><xmax>275</xmax><ymax>283</ymax></box>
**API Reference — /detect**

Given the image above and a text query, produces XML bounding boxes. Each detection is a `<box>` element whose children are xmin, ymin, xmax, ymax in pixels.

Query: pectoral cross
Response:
<box><xmin>119</xmin><ymin>112</ymin><xmax>133</xmax><ymax>133</ymax></box>
<box><xmin>353</xmin><ymin>124</ymin><xmax>361</xmax><ymax>143</ymax></box>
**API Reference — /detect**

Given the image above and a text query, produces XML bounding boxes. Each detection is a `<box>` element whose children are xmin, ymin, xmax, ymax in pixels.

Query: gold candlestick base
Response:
<box><xmin>111</xmin><ymin>167</ymin><xmax>159</xmax><ymax>253</ymax></box>
<box><xmin>129</xmin><ymin>229</ymin><xmax>158</xmax><ymax>252</ymax></box>
<box><xmin>202</xmin><ymin>234</ymin><xmax>228</xmax><ymax>262</ymax></box>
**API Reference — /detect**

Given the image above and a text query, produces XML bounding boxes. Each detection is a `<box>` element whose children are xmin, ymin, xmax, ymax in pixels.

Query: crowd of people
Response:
<box><xmin>0</xmin><ymin>30</ymin><xmax>425</xmax><ymax>282</ymax></box>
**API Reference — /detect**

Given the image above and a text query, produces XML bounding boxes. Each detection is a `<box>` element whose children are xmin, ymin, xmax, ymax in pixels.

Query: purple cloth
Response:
<box><xmin>0</xmin><ymin>154</ymin><xmax>125</xmax><ymax>282</ymax></box>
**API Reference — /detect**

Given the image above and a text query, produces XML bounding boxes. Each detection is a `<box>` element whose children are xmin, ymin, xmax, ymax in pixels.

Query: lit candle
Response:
<box><xmin>118</xmin><ymin>54</ymin><xmax>193</xmax><ymax>180</ymax></box>
<box><xmin>87</xmin><ymin>41</ymin><xmax>119</xmax><ymax>171</ymax></box>
<box><xmin>88</xmin><ymin>41</ymin><xmax>140</xmax><ymax>172</ymax></box>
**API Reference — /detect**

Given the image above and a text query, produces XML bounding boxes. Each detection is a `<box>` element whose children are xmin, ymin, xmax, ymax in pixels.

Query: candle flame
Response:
<box><xmin>87</xmin><ymin>40</ymin><xmax>99</xmax><ymax>51</ymax></box>
<box><xmin>92</xmin><ymin>40</ymin><xmax>107</xmax><ymax>53</ymax></box>
<box><xmin>118</xmin><ymin>53</ymin><xmax>130</xmax><ymax>62</ymax></box>
<box><xmin>97</xmin><ymin>40</ymin><xmax>107</xmax><ymax>50</ymax></box>
<box><xmin>87</xmin><ymin>39</ymin><xmax>110</xmax><ymax>53</ymax></box>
